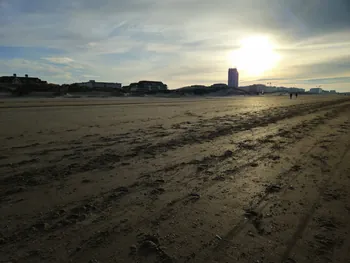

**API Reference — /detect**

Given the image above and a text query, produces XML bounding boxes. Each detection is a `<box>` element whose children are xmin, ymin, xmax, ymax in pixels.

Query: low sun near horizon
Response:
<box><xmin>229</xmin><ymin>36</ymin><xmax>281</xmax><ymax>77</ymax></box>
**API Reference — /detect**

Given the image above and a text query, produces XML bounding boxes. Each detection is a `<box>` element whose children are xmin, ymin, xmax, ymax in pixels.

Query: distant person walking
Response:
<box><xmin>290</xmin><ymin>93</ymin><xmax>293</xmax><ymax>99</ymax></box>
<box><xmin>295</xmin><ymin>93</ymin><xmax>298</xmax><ymax>98</ymax></box>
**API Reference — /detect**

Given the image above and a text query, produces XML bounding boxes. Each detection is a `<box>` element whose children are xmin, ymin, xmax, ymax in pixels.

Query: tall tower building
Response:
<box><xmin>228</xmin><ymin>68</ymin><xmax>239</xmax><ymax>88</ymax></box>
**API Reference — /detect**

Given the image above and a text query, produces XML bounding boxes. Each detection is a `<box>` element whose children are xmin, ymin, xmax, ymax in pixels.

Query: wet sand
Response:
<box><xmin>1</xmin><ymin>95</ymin><xmax>350</xmax><ymax>263</ymax></box>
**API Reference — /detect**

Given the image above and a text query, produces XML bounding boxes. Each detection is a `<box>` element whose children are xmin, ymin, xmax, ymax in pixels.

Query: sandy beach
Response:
<box><xmin>1</xmin><ymin>95</ymin><xmax>350</xmax><ymax>263</ymax></box>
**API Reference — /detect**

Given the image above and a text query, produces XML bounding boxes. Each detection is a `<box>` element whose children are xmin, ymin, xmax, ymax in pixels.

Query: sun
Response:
<box><xmin>229</xmin><ymin>36</ymin><xmax>280</xmax><ymax>76</ymax></box>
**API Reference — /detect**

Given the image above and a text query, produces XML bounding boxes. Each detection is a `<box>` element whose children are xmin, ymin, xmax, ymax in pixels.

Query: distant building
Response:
<box><xmin>77</xmin><ymin>80</ymin><xmax>122</xmax><ymax>89</ymax></box>
<box><xmin>330</xmin><ymin>90</ymin><xmax>336</xmax><ymax>94</ymax></box>
<box><xmin>276</xmin><ymin>86</ymin><xmax>289</xmax><ymax>92</ymax></box>
<box><xmin>0</xmin><ymin>74</ymin><xmax>51</xmax><ymax>95</ymax></box>
<box><xmin>211</xmin><ymin>83</ymin><xmax>228</xmax><ymax>88</ymax></box>
<box><xmin>239</xmin><ymin>85</ymin><xmax>305</xmax><ymax>94</ymax></box>
<box><xmin>228</xmin><ymin>68</ymin><xmax>239</xmax><ymax>88</ymax></box>
<box><xmin>129</xmin><ymin>81</ymin><xmax>168</xmax><ymax>93</ymax></box>
<box><xmin>174</xmin><ymin>85</ymin><xmax>207</xmax><ymax>93</ymax></box>
<box><xmin>187</xmin><ymin>85</ymin><xmax>207</xmax><ymax>89</ymax></box>
<box><xmin>263</xmin><ymin>86</ymin><xmax>277</xmax><ymax>93</ymax></box>
<box><xmin>248</xmin><ymin>84</ymin><xmax>265</xmax><ymax>93</ymax></box>
<box><xmin>290</xmin><ymin>87</ymin><xmax>305</xmax><ymax>93</ymax></box>
<box><xmin>0</xmin><ymin>74</ymin><xmax>47</xmax><ymax>85</ymax></box>
<box><xmin>309</xmin><ymin>88</ymin><xmax>323</xmax><ymax>94</ymax></box>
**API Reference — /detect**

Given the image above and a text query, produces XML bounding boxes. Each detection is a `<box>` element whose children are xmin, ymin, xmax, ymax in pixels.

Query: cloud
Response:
<box><xmin>273</xmin><ymin>55</ymin><xmax>350</xmax><ymax>80</ymax></box>
<box><xmin>0</xmin><ymin>46</ymin><xmax>64</xmax><ymax>60</ymax></box>
<box><xmin>0</xmin><ymin>59</ymin><xmax>62</xmax><ymax>74</ymax></box>
<box><xmin>251</xmin><ymin>54</ymin><xmax>350</xmax><ymax>89</ymax></box>
<box><xmin>256</xmin><ymin>76</ymin><xmax>350</xmax><ymax>85</ymax></box>
<box><xmin>257</xmin><ymin>78</ymin><xmax>288</xmax><ymax>82</ymax></box>
<box><xmin>303</xmin><ymin>77</ymin><xmax>350</xmax><ymax>84</ymax></box>
<box><xmin>42</xmin><ymin>57</ymin><xmax>74</xmax><ymax>64</ymax></box>
<box><xmin>0</xmin><ymin>57</ymin><xmax>97</xmax><ymax>84</ymax></box>
<box><xmin>82</xmin><ymin>74</ymin><xmax>100</xmax><ymax>79</ymax></box>
<box><xmin>3</xmin><ymin>0</ymin><xmax>348</xmax><ymax>49</ymax></box>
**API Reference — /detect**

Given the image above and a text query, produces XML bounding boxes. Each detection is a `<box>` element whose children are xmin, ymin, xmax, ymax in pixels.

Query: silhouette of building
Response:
<box><xmin>211</xmin><ymin>83</ymin><xmax>228</xmax><ymax>88</ymax></box>
<box><xmin>128</xmin><ymin>81</ymin><xmax>168</xmax><ymax>93</ymax></box>
<box><xmin>228</xmin><ymin>68</ymin><xmax>239</xmax><ymax>88</ymax></box>
<box><xmin>290</xmin><ymin>87</ymin><xmax>305</xmax><ymax>93</ymax></box>
<box><xmin>77</xmin><ymin>80</ymin><xmax>122</xmax><ymax>89</ymax></box>
<box><xmin>248</xmin><ymin>84</ymin><xmax>265</xmax><ymax>93</ymax></box>
<box><xmin>309</xmin><ymin>88</ymin><xmax>323</xmax><ymax>94</ymax></box>
<box><xmin>0</xmin><ymin>74</ymin><xmax>47</xmax><ymax>85</ymax></box>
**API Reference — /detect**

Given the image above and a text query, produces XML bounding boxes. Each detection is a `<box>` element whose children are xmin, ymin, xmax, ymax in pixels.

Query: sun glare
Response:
<box><xmin>230</xmin><ymin>36</ymin><xmax>280</xmax><ymax>76</ymax></box>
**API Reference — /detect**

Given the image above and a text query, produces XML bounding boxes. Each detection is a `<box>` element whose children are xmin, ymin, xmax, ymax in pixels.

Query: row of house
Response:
<box><xmin>123</xmin><ymin>81</ymin><xmax>168</xmax><ymax>93</ymax></box>
<box><xmin>77</xmin><ymin>80</ymin><xmax>122</xmax><ymax>89</ymax></box>
<box><xmin>239</xmin><ymin>84</ymin><xmax>305</xmax><ymax>94</ymax></box>
<box><xmin>0</xmin><ymin>74</ymin><xmax>53</xmax><ymax>95</ymax></box>
<box><xmin>75</xmin><ymin>80</ymin><xmax>168</xmax><ymax>93</ymax></box>
<box><xmin>309</xmin><ymin>88</ymin><xmax>337</xmax><ymax>94</ymax></box>
<box><xmin>0</xmin><ymin>73</ymin><xmax>169</xmax><ymax>95</ymax></box>
<box><xmin>0</xmin><ymin>74</ymin><xmax>168</xmax><ymax>92</ymax></box>
<box><xmin>0</xmin><ymin>74</ymin><xmax>47</xmax><ymax>85</ymax></box>
<box><xmin>4</xmin><ymin>73</ymin><xmax>338</xmax><ymax>95</ymax></box>
<box><xmin>240</xmin><ymin>85</ymin><xmax>338</xmax><ymax>95</ymax></box>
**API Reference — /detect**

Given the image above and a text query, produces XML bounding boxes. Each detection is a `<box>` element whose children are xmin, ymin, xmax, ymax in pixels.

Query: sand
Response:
<box><xmin>1</xmin><ymin>95</ymin><xmax>350</xmax><ymax>263</ymax></box>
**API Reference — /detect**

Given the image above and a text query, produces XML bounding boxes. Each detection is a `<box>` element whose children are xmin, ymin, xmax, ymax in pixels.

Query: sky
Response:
<box><xmin>0</xmin><ymin>0</ymin><xmax>350</xmax><ymax>91</ymax></box>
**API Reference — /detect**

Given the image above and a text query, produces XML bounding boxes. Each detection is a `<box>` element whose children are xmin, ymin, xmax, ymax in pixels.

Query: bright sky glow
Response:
<box><xmin>230</xmin><ymin>36</ymin><xmax>281</xmax><ymax>77</ymax></box>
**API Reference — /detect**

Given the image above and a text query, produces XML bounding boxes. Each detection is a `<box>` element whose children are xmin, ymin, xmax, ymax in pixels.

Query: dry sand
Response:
<box><xmin>1</xmin><ymin>95</ymin><xmax>350</xmax><ymax>263</ymax></box>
